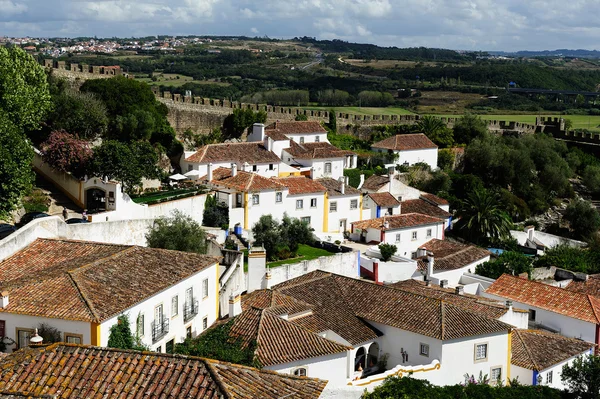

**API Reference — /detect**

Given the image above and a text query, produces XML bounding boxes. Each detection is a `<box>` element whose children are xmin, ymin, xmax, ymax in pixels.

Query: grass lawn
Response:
<box><xmin>137</xmin><ymin>73</ymin><xmax>194</xmax><ymax>88</ymax></box>
<box><xmin>267</xmin><ymin>244</ymin><xmax>336</xmax><ymax>268</ymax></box>
<box><xmin>303</xmin><ymin>106</ymin><xmax>415</xmax><ymax>116</ymax></box>
<box><xmin>131</xmin><ymin>187</ymin><xmax>204</xmax><ymax>204</ymax></box>
<box><xmin>436</xmin><ymin>114</ymin><xmax>600</xmax><ymax>131</ymax></box>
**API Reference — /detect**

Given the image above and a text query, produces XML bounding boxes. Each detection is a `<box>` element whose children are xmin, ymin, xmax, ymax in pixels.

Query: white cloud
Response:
<box><xmin>0</xmin><ymin>0</ymin><xmax>27</xmax><ymax>16</ymax></box>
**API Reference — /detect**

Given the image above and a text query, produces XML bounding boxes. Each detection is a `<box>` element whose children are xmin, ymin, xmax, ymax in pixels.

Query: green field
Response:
<box><xmin>266</xmin><ymin>244</ymin><xmax>336</xmax><ymax>267</ymax></box>
<box><xmin>303</xmin><ymin>106</ymin><xmax>415</xmax><ymax>116</ymax></box>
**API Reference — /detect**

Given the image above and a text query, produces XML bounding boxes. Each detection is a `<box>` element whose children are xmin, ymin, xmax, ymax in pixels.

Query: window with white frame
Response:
<box><xmin>310</xmin><ymin>198</ymin><xmax>317</xmax><ymax>207</ymax></box>
<box><xmin>171</xmin><ymin>295</ymin><xmax>178</xmax><ymax>317</ymax></box>
<box><xmin>395</xmin><ymin>233</ymin><xmax>401</xmax><ymax>242</ymax></box>
<box><xmin>350</xmin><ymin>199</ymin><xmax>358</xmax><ymax>209</ymax></box>
<box><xmin>475</xmin><ymin>343</ymin><xmax>488</xmax><ymax>361</ymax></box>
<box><xmin>252</xmin><ymin>194</ymin><xmax>259</xmax><ymax>205</ymax></box>
<box><xmin>426</xmin><ymin>228</ymin><xmax>432</xmax><ymax>238</ymax></box>
<box><xmin>269</xmin><ymin>164</ymin><xmax>274</xmax><ymax>170</ymax></box>
<box><xmin>412</xmin><ymin>231</ymin><xmax>418</xmax><ymax>240</ymax></box>
<box><xmin>491</xmin><ymin>367</ymin><xmax>502</xmax><ymax>383</ymax></box>
<box><xmin>293</xmin><ymin>368</ymin><xmax>307</xmax><ymax>377</ymax></box>
<box><xmin>419</xmin><ymin>343</ymin><xmax>429</xmax><ymax>357</ymax></box>
<box><xmin>275</xmin><ymin>192</ymin><xmax>283</xmax><ymax>203</ymax></box>
<box><xmin>330</xmin><ymin>201</ymin><xmax>337</xmax><ymax>212</ymax></box>
<box><xmin>324</xmin><ymin>162</ymin><xmax>332</xmax><ymax>174</ymax></box>
<box><xmin>397</xmin><ymin>196</ymin><xmax>402</xmax><ymax>202</ymax></box>
<box><xmin>252</xmin><ymin>165</ymin><xmax>258</xmax><ymax>172</ymax></box>
<box><xmin>301</xmin><ymin>216</ymin><xmax>311</xmax><ymax>225</ymax></box>
<box><xmin>300</xmin><ymin>137</ymin><xmax>305</xmax><ymax>144</ymax></box>
<box><xmin>296</xmin><ymin>199</ymin><xmax>303</xmax><ymax>209</ymax></box>
<box><xmin>546</xmin><ymin>370</ymin><xmax>553</xmax><ymax>384</ymax></box>
<box><xmin>137</xmin><ymin>313</ymin><xmax>145</xmax><ymax>336</ymax></box>
<box><xmin>315</xmin><ymin>136</ymin><xmax>320</xmax><ymax>143</ymax></box>
<box><xmin>202</xmin><ymin>279</ymin><xmax>209</xmax><ymax>298</ymax></box>
<box><xmin>203</xmin><ymin>317</ymin><xmax>208</xmax><ymax>330</ymax></box>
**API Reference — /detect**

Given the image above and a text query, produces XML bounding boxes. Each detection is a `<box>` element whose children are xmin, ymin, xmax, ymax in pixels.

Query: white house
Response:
<box><xmin>371</xmin><ymin>133</ymin><xmax>438</xmax><ymax>170</ymax></box>
<box><xmin>400</xmin><ymin>199</ymin><xmax>452</xmax><ymax>230</ymax></box>
<box><xmin>362</xmin><ymin>192</ymin><xmax>401</xmax><ymax>219</ymax></box>
<box><xmin>510</xmin><ymin>226</ymin><xmax>586</xmax><ymax>256</ymax></box>
<box><xmin>282</xmin><ymin>141</ymin><xmax>357</xmax><ymax>180</ymax></box>
<box><xmin>274</xmin><ymin>176</ymin><xmax>328</xmax><ymax>233</ymax></box>
<box><xmin>351</xmin><ymin>213</ymin><xmax>445</xmax><ymax>258</ymax></box>
<box><xmin>316</xmin><ymin>177</ymin><xmax>362</xmax><ymax>234</ymax></box>
<box><xmin>181</xmin><ymin>141</ymin><xmax>283</xmax><ymax>178</ymax></box>
<box><xmin>223</xmin><ymin>270</ymin><xmax>513</xmax><ymax>389</ymax></box>
<box><xmin>510</xmin><ymin>329</ymin><xmax>594</xmax><ymax>389</ymax></box>
<box><xmin>360</xmin><ymin>173</ymin><xmax>422</xmax><ymax>202</ymax></box>
<box><xmin>484</xmin><ymin>274</ymin><xmax>600</xmax><ymax>348</ymax></box>
<box><xmin>0</xmin><ymin>238</ymin><xmax>220</xmax><ymax>354</ymax></box>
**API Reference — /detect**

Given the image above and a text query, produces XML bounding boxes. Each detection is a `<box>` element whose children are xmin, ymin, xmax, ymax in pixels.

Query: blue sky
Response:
<box><xmin>1</xmin><ymin>0</ymin><xmax>599</xmax><ymax>51</ymax></box>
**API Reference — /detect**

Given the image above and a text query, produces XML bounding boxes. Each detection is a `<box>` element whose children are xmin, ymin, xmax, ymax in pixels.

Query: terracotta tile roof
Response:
<box><xmin>416</xmin><ymin>239</ymin><xmax>490</xmax><ymax>272</ymax></box>
<box><xmin>265</xmin><ymin>130</ymin><xmax>290</xmax><ymax>141</ymax></box>
<box><xmin>351</xmin><ymin>213</ymin><xmax>444</xmax><ymax>231</ymax></box>
<box><xmin>212</xmin><ymin>171</ymin><xmax>286</xmax><ymax>192</ymax></box>
<box><xmin>420</xmin><ymin>193</ymin><xmax>449</xmax><ymax>206</ymax></box>
<box><xmin>228</xmin><ymin>307</ymin><xmax>351</xmax><ymax>367</ymax></box>
<box><xmin>389</xmin><ymin>279</ymin><xmax>527</xmax><ymax>319</ymax></box>
<box><xmin>266</xmin><ymin>121</ymin><xmax>327</xmax><ymax>135</ymax></box>
<box><xmin>367</xmin><ymin>192</ymin><xmax>401</xmax><ymax>207</ymax></box>
<box><xmin>186</xmin><ymin>142</ymin><xmax>281</xmax><ymax>164</ymax></box>
<box><xmin>486</xmin><ymin>274</ymin><xmax>600</xmax><ymax>324</ymax></box>
<box><xmin>361</xmin><ymin>175</ymin><xmax>389</xmax><ymax>191</ymax></box>
<box><xmin>285</xmin><ymin>141</ymin><xmax>355</xmax><ymax>160</ymax></box>
<box><xmin>242</xmin><ymin>290</ymin><xmax>314</xmax><ymax>317</ymax></box>
<box><xmin>0</xmin><ymin>343</ymin><xmax>327</xmax><ymax>398</ymax></box>
<box><xmin>565</xmin><ymin>274</ymin><xmax>600</xmax><ymax>297</ymax></box>
<box><xmin>401</xmin><ymin>199</ymin><xmax>451</xmax><ymax>219</ymax></box>
<box><xmin>372</xmin><ymin>133</ymin><xmax>437</xmax><ymax>151</ymax></box>
<box><xmin>316</xmin><ymin>178</ymin><xmax>361</xmax><ymax>197</ymax></box>
<box><xmin>274</xmin><ymin>176</ymin><xmax>326</xmax><ymax>195</ymax></box>
<box><xmin>0</xmin><ymin>239</ymin><xmax>219</xmax><ymax>323</ymax></box>
<box><xmin>511</xmin><ymin>329</ymin><xmax>594</xmax><ymax>371</ymax></box>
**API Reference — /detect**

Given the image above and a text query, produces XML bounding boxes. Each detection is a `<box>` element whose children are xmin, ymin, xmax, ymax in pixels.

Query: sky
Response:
<box><xmin>1</xmin><ymin>0</ymin><xmax>599</xmax><ymax>51</ymax></box>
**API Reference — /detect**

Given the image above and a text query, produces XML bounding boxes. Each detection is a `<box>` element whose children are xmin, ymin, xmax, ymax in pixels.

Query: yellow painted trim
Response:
<box><xmin>359</xmin><ymin>195</ymin><xmax>363</xmax><ymax>221</ymax></box>
<box><xmin>348</xmin><ymin>362</ymin><xmax>441</xmax><ymax>386</ymax></box>
<box><xmin>90</xmin><ymin>323</ymin><xmax>101</xmax><ymax>346</ymax></box>
<box><xmin>243</xmin><ymin>192</ymin><xmax>249</xmax><ymax>230</ymax></box>
<box><xmin>215</xmin><ymin>263</ymin><xmax>220</xmax><ymax>319</ymax></box>
<box><xmin>323</xmin><ymin>193</ymin><xmax>328</xmax><ymax>233</ymax></box>
<box><xmin>506</xmin><ymin>330</ymin><xmax>512</xmax><ymax>384</ymax></box>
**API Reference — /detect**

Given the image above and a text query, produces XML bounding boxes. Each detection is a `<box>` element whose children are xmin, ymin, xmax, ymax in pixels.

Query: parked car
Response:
<box><xmin>65</xmin><ymin>218</ymin><xmax>90</xmax><ymax>224</ymax></box>
<box><xmin>17</xmin><ymin>212</ymin><xmax>49</xmax><ymax>227</ymax></box>
<box><xmin>0</xmin><ymin>224</ymin><xmax>16</xmax><ymax>240</ymax></box>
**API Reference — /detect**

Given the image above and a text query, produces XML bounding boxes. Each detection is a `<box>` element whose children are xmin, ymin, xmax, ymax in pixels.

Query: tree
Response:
<box><xmin>328</xmin><ymin>110</ymin><xmax>337</xmax><ymax>132</ymax></box>
<box><xmin>562</xmin><ymin>354</ymin><xmax>600</xmax><ymax>399</ymax></box>
<box><xmin>252</xmin><ymin>215</ymin><xmax>282</xmax><ymax>260</ymax></box>
<box><xmin>45</xmin><ymin>90</ymin><xmax>108</xmax><ymax>140</ymax></box>
<box><xmin>583</xmin><ymin>165</ymin><xmax>600</xmax><ymax>194</ymax></box>
<box><xmin>107</xmin><ymin>314</ymin><xmax>147</xmax><ymax>351</ymax></box>
<box><xmin>40</xmin><ymin>130</ymin><xmax>93</xmax><ymax>178</ymax></box>
<box><xmin>146</xmin><ymin>210</ymin><xmax>207</xmax><ymax>254</ymax></box>
<box><xmin>438</xmin><ymin>148</ymin><xmax>456</xmax><ymax>170</ymax></box>
<box><xmin>453</xmin><ymin>113</ymin><xmax>488</xmax><ymax>145</ymax></box>
<box><xmin>222</xmin><ymin>108</ymin><xmax>267</xmax><ymax>138</ymax></box>
<box><xmin>378</xmin><ymin>243</ymin><xmax>397</xmax><ymax>262</ymax></box>
<box><xmin>454</xmin><ymin>188</ymin><xmax>512</xmax><ymax>245</ymax></box>
<box><xmin>252</xmin><ymin>214</ymin><xmax>314</xmax><ymax>261</ymax></box>
<box><xmin>564</xmin><ymin>200</ymin><xmax>600</xmax><ymax>240</ymax></box>
<box><xmin>0</xmin><ymin>116</ymin><xmax>34</xmax><ymax>219</ymax></box>
<box><xmin>0</xmin><ymin>46</ymin><xmax>52</xmax><ymax>132</ymax></box>
<box><xmin>475</xmin><ymin>251</ymin><xmax>532</xmax><ymax>279</ymax></box>
<box><xmin>295</xmin><ymin>114</ymin><xmax>308</xmax><ymax>121</ymax></box>
<box><xmin>417</xmin><ymin>116</ymin><xmax>454</xmax><ymax>147</ymax></box>
<box><xmin>202</xmin><ymin>194</ymin><xmax>229</xmax><ymax>229</ymax></box>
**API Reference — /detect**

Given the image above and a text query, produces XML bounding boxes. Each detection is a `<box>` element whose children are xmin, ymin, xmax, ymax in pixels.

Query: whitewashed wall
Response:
<box><xmin>511</xmin><ymin>350</ymin><xmax>592</xmax><ymax>390</ymax></box>
<box><xmin>327</xmin><ymin>195</ymin><xmax>362</xmax><ymax>233</ymax></box>
<box><xmin>267</xmin><ymin>352</ymin><xmax>349</xmax><ymax>387</ymax></box>
<box><xmin>283</xmin><ymin>193</ymin><xmax>326</xmax><ymax>232</ymax></box>
<box><xmin>396</xmin><ymin>148</ymin><xmax>438</xmax><ymax>170</ymax></box>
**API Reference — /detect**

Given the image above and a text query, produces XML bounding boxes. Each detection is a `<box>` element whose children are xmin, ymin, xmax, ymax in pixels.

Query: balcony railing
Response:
<box><xmin>184</xmin><ymin>299</ymin><xmax>199</xmax><ymax>322</ymax></box>
<box><xmin>151</xmin><ymin>317</ymin><xmax>169</xmax><ymax>343</ymax></box>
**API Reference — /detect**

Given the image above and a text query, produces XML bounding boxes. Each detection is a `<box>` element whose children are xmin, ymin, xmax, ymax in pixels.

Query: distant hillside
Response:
<box><xmin>490</xmin><ymin>49</ymin><xmax>600</xmax><ymax>59</ymax></box>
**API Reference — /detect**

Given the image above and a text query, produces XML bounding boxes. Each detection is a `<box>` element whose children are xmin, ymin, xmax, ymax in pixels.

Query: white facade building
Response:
<box><xmin>371</xmin><ymin>134</ymin><xmax>438</xmax><ymax>170</ymax></box>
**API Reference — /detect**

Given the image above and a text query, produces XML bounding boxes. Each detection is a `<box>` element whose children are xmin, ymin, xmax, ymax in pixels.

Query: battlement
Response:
<box><xmin>42</xmin><ymin>59</ymin><xmax>124</xmax><ymax>76</ymax></box>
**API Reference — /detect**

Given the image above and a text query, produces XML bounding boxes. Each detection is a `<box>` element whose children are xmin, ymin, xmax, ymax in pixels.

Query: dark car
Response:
<box><xmin>17</xmin><ymin>212</ymin><xmax>49</xmax><ymax>227</ymax></box>
<box><xmin>0</xmin><ymin>224</ymin><xmax>16</xmax><ymax>240</ymax></box>
<box><xmin>65</xmin><ymin>218</ymin><xmax>90</xmax><ymax>224</ymax></box>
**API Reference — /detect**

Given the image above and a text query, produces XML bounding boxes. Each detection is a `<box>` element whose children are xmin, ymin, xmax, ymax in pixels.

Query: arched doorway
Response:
<box><xmin>367</xmin><ymin>342</ymin><xmax>379</xmax><ymax>369</ymax></box>
<box><xmin>86</xmin><ymin>188</ymin><xmax>106</xmax><ymax>213</ymax></box>
<box><xmin>354</xmin><ymin>347</ymin><xmax>366</xmax><ymax>372</ymax></box>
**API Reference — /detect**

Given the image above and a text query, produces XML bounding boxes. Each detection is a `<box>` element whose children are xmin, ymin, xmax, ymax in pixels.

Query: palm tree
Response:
<box><xmin>454</xmin><ymin>188</ymin><xmax>512</xmax><ymax>245</ymax></box>
<box><xmin>416</xmin><ymin>115</ymin><xmax>453</xmax><ymax>147</ymax></box>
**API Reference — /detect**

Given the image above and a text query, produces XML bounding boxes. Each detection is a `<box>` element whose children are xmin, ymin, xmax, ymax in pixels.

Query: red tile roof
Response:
<box><xmin>352</xmin><ymin>213</ymin><xmax>444</xmax><ymax>231</ymax></box>
<box><xmin>511</xmin><ymin>329</ymin><xmax>594</xmax><ymax>371</ymax></box>
<box><xmin>186</xmin><ymin>142</ymin><xmax>281</xmax><ymax>164</ymax></box>
<box><xmin>0</xmin><ymin>344</ymin><xmax>327</xmax><ymax>398</ymax></box>
<box><xmin>486</xmin><ymin>274</ymin><xmax>600</xmax><ymax>324</ymax></box>
<box><xmin>420</xmin><ymin>193</ymin><xmax>449</xmax><ymax>206</ymax></box>
<box><xmin>266</xmin><ymin>121</ymin><xmax>327</xmax><ymax>135</ymax></box>
<box><xmin>401</xmin><ymin>199</ymin><xmax>450</xmax><ymax>219</ymax></box>
<box><xmin>566</xmin><ymin>274</ymin><xmax>600</xmax><ymax>297</ymax></box>
<box><xmin>0</xmin><ymin>239</ymin><xmax>219</xmax><ymax>323</ymax></box>
<box><xmin>416</xmin><ymin>239</ymin><xmax>490</xmax><ymax>271</ymax></box>
<box><xmin>212</xmin><ymin>170</ymin><xmax>286</xmax><ymax>192</ymax></box>
<box><xmin>285</xmin><ymin>141</ymin><xmax>355</xmax><ymax>160</ymax></box>
<box><xmin>361</xmin><ymin>174</ymin><xmax>390</xmax><ymax>191</ymax></box>
<box><xmin>372</xmin><ymin>133</ymin><xmax>437</xmax><ymax>151</ymax></box>
<box><xmin>316</xmin><ymin>178</ymin><xmax>360</xmax><ymax>197</ymax></box>
<box><xmin>274</xmin><ymin>176</ymin><xmax>326</xmax><ymax>195</ymax></box>
<box><xmin>367</xmin><ymin>192</ymin><xmax>401</xmax><ymax>207</ymax></box>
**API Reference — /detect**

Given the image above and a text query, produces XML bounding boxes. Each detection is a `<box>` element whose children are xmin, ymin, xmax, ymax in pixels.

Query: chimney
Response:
<box><xmin>229</xmin><ymin>293</ymin><xmax>242</xmax><ymax>317</ymax></box>
<box><xmin>207</xmin><ymin>163</ymin><xmax>213</xmax><ymax>182</ymax></box>
<box><xmin>505</xmin><ymin>300</ymin><xmax>513</xmax><ymax>311</ymax></box>
<box><xmin>231</xmin><ymin>163</ymin><xmax>237</xmax><ymax>177</ymax></box>
<box><xmin>439</xmin><ymin>279</ymin><xmax>448</xmax><ymax>289</ymax></box>
<box><xmin>265</xmin><ymin>271</ymin><xmax>273</xmax><ymax>289</ymax></box>
<box><xmin>345</xmin><ymin>176</ymin><xmax>349</xmax><ymax>186</ymax></box>
<box><xmin>427</xmin><ymin>252</ymin><xmax>434</xmax><ymax>277</ymax></box>
<box><xmin>526</xmin><ymin>226</ymin><xmax>534</xmax><ymax>241</ymax></box>
<box><xmin>310</xmin><ymin>167</ymin><xmax>315</xmax><ymax>179</ymax></box>
<box><xmin>252</xmin><ymin>123</ymin><xmax>265</xmax><ymax>142</ymax></box>
<box><xmin>425</xmin><ymin>280</ymin><xmax>431</xmax><ymax>286</ymax></box>
<box><xmin>358</xmin><ymin>174</ymin><xmax>365</xmax><ymax>190</ymax></box>
<box><xmin>29</xmin><ymin>328</ymin><xmax>43</xmax><ymax>345</ymax></box>
<box><xmin>383</xmin><ymin>217</ymin><xmax>390</xmax><ymax>230</ymax></box>
<box><xmin>0</xmin><ymin>291</ymin><xmax>8</xmax><ymax>308</ymax></box>
<box><xmin>339</xmin><ymin>177</ymin><xmax>345</xmax><ymax>195</ymax></box>
<box><xmin>455</xmin><ymin>286</ymin><xmax>464</xmax><ymax>295</ymax></box>
<box><xmin>247</xmin><ymin>247</ymin><xmax>267</xmax><ymax>293</ymax></box>
<box><xmin>388</xmin><ymin>175</ymin><xmax>393</xmax><ymax>193</ymax></box>
<box><xmin>243</xmin><ymin>162</ymin><xmax>250</xmax><ymax>172</ymax></box>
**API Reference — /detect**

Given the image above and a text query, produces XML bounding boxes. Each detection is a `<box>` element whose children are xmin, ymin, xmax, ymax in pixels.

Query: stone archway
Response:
<box><xmin>367</xmin><ymin>342</ymin><xmax>379</xmax><ymax>369</ymax></box>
